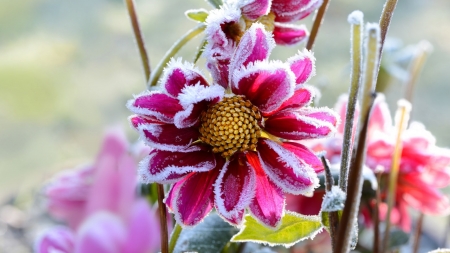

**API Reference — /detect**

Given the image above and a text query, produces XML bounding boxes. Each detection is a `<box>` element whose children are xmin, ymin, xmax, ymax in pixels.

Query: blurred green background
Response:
<box><xmin>1</xmin><ymin>0</ymin><xmax>450</xmax><ymax>209</ymax></box>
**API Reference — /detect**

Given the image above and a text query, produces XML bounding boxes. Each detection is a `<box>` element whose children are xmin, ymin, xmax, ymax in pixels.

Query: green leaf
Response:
<box><xmin>231</xmin><ymin>211</ymin><xmax>323</xmax><ymax>247</ymax></box>
<box><xmin>185</xmin><ymin>9</ymin><xmax>209</xmax><ymax>23</ymax></box>
<box><xmin>206</xmin><ymin>0</ymin><xmax>223</xmax><ymax>8</ymax></box>
<box><xmin>172</xmin><ymin>213</ymin><xmax>238</xmax><ymax>253</ymax></box>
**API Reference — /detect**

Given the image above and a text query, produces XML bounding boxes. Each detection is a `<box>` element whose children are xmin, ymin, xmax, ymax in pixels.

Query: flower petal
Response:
<box><xmin>273</xmin><ymin>23</ymin><xmax>308</xmax><ymax>46</ymax></box>
<box><xmin>264</xmin><ymin>108</ymin><xmax>338</xmax><ymax>140</ymax></box>
<box><xmin>246</xmin><ymin>152</ymin><xmax>285</xmax><ymax>227</ymax></box>
<box><xmin>233</xmin><ymin>60</ymin><xmax>295</xmax><ymax>114</ymax></box>
<box><xmin>367</xmin><ymin>94</ymin><xmax>392</xmax><ymax>139</ymax></box>
<box><xmin>272</xmin><ymin>0</ymin><xmax>323</xmax><ymax>23</ymax></box>
<box><xmin>129</xmin><ymin>115</ymin><xmax>163</xmax><ymax>130</ymax></box>
<box><xmin>270</xmin><ymin>86</ymin><xmax>314</xmax><ymax>116</ymax></box>
<box><xmin>287</xmin><ymin>49</ymin><xmax>315</xmax><ymax>86</ymax></box>
<box><xmin>214</xmin><ymin>153</ymin><xmax>256</xmax><ymax>226</ymax></box>
<box><xmin>127</xmin><ymin>92</ymin><xmax>182</xmax><ymax>123</ymax></box>
<box><xmin>35</xmin><ymin>226</ymin><xmax>75</xmax><ymax>253</ymax></box>
<box><xmin>282</xmin><ymin>142</ymin><xmax>324</xmax><ymax>173</ymax></box>
<box><xmin>137</xmin><ymin>123</ymin><xmax>200</xmax><ymax>152</ymax></box>
<box><xmin>161</xmin><ymin>58</ymin><xmax>209</xmax><ymax>97</ymax></box>
<box><xmin>170</xmin><ymin>157</ymin><xmax>224</xmax><ymax>226</ymax></box>
<box><xmin>139</xmin><ymin>146</ymin><xmax>216</xmax><ymax>184</ymax></box>
<box><xmin>229</xmin><ymin>23</ymin><xmax>275</xmax><ymax>82</ymax></box>
<box><xmin>257</xmin><ymin>139</ymin><xmax>319</xmax><ymax>195</ymax></box>
<box><xmin>241</xmin><ymin>0</ymin><xmax>271</xmax><ymax>20</ymax></box>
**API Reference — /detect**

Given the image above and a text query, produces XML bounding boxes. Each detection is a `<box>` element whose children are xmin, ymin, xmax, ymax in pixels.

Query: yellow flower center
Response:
<box><xmin>199</xmin><ymin>96</ymin><xmax>262</xmax><ymax>158</ymax></box>
<box><xmin>244</xmin><ymin>12</ymin><xmax>276</xmax><ymax>32</ymax></box>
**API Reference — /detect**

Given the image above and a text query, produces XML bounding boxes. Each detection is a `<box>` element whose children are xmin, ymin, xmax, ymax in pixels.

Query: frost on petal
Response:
<box><xmin>129</xmin><ymin>115</ymin><xmax>164</xmax><ymax>130</ymax></box>
<box><xmin>35</xmin><ymin>226</ymin><xmax>75</xmax><ymax>253</ymax></box>
<box><xmin>160</xmin><ymin>58</ymin><xmax>209</xmax><ymax>97</ymax></box>
<box><xmin>127</xmin><ymin>92</ymin><xmax>182</xmax><ymax>123</ymax></box>
<box><xmin>282</xmin><ymin>142</ymin><xmax>324</xmax><ymax>173</ymax></box>
<box><xmin>264</xmin><ymin>108</ymin><xmax>338</xmax><ymax>140</ymax></box>
<box><xmin>257</xmin><ymin>139</ymin><xmax>319</xmax><ymax>195</ymax></box>
<box><xmin>214</xmin><ymin>153</ymin><xmax>256</xmax><ymax>226</ymax></box>
<box><xmin>272</xmin><ymin>0</ymin><xmax>323</xmax><ymax>23</ymax></box>
<box><xmin>229</xmin><ymin>23</ymin><xmax>275</xmax><ymax>82</ymax></box>
<box><xmin>273</xmin><ymin>23</ymin><xmax>308</xmax><ymax>46</ymax></box>
<box><xmin>246</xmin><ymin>152</ymin><xmax>285</xmax><ymax>227</ymax></box>
<box><xmin>139</xmin><ymin>146</ymin><xmax>216</xmax><ymax>184</ymax></box>
<box><xmin>241</xmin><ymin>0</ymin><xmax>271</xmax><ymax>20</ymax></box>
<box><xmin>287</xmin><ymin>49</ymin><xmax>315</xmax><ymax>86</ymax></box>
<box><xmin>75</xmin><ymin>212</ymin><xmax>127</xmax><ymax>253</ymax></box>
<box><xmin>367</xmin><ymin>94</ymin><xmax>393</xmax><ymax>138</ymax></box>
<box><xmin>321</xmin><ymin>186</ymin><xmax>346</xmax><ymax>212</ymax></box>
<box><xmin>171</xmin><ymin>167</ymin><xmax>222</xmax><ymax>227</ymax></box>
<box><xmin>272</xmin><ymin>86</ymin><xmax>314</xmax><ymax>115</ymax></box>
<box><xmin>233</xmin><ymin>60</ymin><xmax>295</xmax><ymax>114</ymax></box>
<box><xmin>137</xmin><ymin>123</ymin><xmax>200</xmax><ymax>152</ymax></box>
<box><xmin>177</xmin><ymin>83</ymin><xmax>225</xmax><ymax>108</ymax></box>
<box><xmin>173</xmin><ymin>102</ymin><xmax>208</xmax><ymax>129</ymax></box>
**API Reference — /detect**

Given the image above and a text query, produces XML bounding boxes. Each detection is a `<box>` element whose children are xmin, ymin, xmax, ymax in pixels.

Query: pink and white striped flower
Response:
<box><xmin>127</xmin><ymin>23</ymin><xmax>337</xmax><ymax>228</ymax></box>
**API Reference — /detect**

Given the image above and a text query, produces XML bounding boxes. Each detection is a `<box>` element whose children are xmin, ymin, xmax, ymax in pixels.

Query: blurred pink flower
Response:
<box><xmin>127</xmin><ymin>24</ymin><xmax>337</xmax><ymax>228</ymax></box>
<box><xmin>36</xmin><ymin>130</ymin><xmax>160</xmax><ymax>253</ymax></box>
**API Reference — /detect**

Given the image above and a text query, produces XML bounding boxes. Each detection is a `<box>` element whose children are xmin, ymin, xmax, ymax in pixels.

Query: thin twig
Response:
<box><xmin>306</xmin><ymin>0</ymin><xmax>331</xmax><ymax>51</ymax></box>
<box><xmin>377</xmin><ymin>0</ymin><xmax>399</xmax><ymax>72</ymax></box>
<box><xmin>412</xmin><ymin>213</ymin><xmax>424</xmax><ymax>253</ymax></box>
<box><xmin>322</xmin><ymin>157</ymin><xmax>339</xmax><ymax>253</ymax></box>
<box><xmin>404</xmin><ymin>41</ymin><xmax>432</xmax><ymax>102</ymax></box>
<box><xmin>148</xmin><ymin>24</ymin><xmax>206</xmax><ymax>89</ymax></box>
<box><xmin>157</xmin><ymin>184</ymin><xmax>169</xmax><ymax>253</ymax></box>
<box><xmin>339</xmin><ymin>11</ymin><xmax>364</xmax><ymax>192</ymax></box>
<box><xmin>168</xmin><ymin>223</ymin><xmax>182</xmax><ymax>253</ymax></box>
<box><xmin>381</xmin><ymin>100</ymin><xmax>411</xmax><ymax>252</ymax></box>
<box><xmin>125</xmin><ymin>0</ymin><xmax>151</xmax><ymax>81</ymax></box>
<box><xmin>373</xmin><ymin>172</ymin><xmax>382</xmax><ymax>253</ymax></box>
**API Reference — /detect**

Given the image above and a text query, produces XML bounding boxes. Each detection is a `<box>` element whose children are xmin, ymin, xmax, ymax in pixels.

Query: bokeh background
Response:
<box><xmin>1</xmin><ymin>0</ymin><xmax>450</xmax><ymax>251</ymax></box>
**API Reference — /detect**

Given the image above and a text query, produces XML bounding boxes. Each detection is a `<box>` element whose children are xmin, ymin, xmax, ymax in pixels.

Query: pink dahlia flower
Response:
<box><xmin>311</xmin><ymin>95</ymin><xmax>450</xmax><ymax>231</ymax></box>
<box><xmin>37</xmin><ymin>130</ymin><xmax>160</xmax><ymax>253</ymax></box>
<box><xmin>127</xmin><ymin>23</ymin><xmax>338</xmax><ymax>228</ymax></box>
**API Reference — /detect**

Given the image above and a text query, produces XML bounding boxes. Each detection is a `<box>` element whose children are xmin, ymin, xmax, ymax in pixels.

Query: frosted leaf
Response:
<box><xmin>321</xmin><ymin>186</ymin><xmax>346</xmax><ymax>212</ymax></box>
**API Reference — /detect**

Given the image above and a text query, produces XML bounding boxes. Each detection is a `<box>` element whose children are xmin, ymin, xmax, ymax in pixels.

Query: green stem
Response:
<box><xmin>125</xmin><ymin>0</ymin><xmax>151</xmax><ymax>82</ymax></box>
<box><xmin>157</xmin><ymin>184</ymin><xmax>169</xmax><ymax>253</ymax></box>
<box><xmin>404</xmin><ymin>41</ymin><xmax>432</xmax><ymax>102</ymax></box>
<box><xmin>377</xmin><ymin>0</ymin><xmax>399</xmax><ymax>71</ymax></box>
<box><xmin>412</xmin><ymin>213</ymin><xmax>424</xmax><ymax>253</ymax></box>
<box><xmin>148</xmin><ymin>24</ymin><xmax>206</xmax><ymax>89</ymax></box>
<box><xmin>322</xmin><ymin>157</ymin><xmax>339</xmax><ymax>253</ymax></box>
<box><xmin>381</xmin><ymin>100</ymin><xmax>411</xmax><ymax>253</ymax></box>
<box><xmin>373</xmin><ymin>173</ymin><xmax>382</xmax><ymax>253</ymax></box>
<box><xmin>339</xmin><ymin>11</ymin><xmax>363</xmax><ymax>192</ymax></box>
<box><xmin>168</xmin><ymin>223</ymin><xmax>183</xmax><ymax>253</ymax></box>
<box><xmin>306</xmin><ymin>0</ymin><xmax>331</xmax><ymax>51</ymax></box>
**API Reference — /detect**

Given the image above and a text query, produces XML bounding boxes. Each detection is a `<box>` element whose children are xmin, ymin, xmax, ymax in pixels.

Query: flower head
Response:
<box><xmin>128</xmin><ymin>24</ymin><xmax>337</xmax><ymax>228</ymax></box>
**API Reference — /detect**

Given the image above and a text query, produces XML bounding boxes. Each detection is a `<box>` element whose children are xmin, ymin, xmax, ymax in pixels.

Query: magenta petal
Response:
<box><xmin>123</xmin><ymin>200</ymin><xmax>160</xmax><ymax>253</ymax></box>
<box><xmin>214</xmin><ymin>153</ymin><xmax>256</xmax><ymax>226</ymax></box>
<box><xmin>273</xmin><ymin>23</ymin><xmax>308</xmax><ymax>46</ymax></box>
<box><xmin>270</xmin><ymin>86</ymin><xmax>313</xmax><ymax>116</ymax></box>
<box><xmin>173</xmin><ymin>102</ymin><xmax>207</xmax><ymax>128</ymax></box>
<box><xmin>367</xmin><ymin>95</ymin><xmax>393</xmax><ymax>139</ymax></box>
<box><xmin>287</xmin><ymin>49</ymin><xmax>315</xmax><ymax>86</ymax></box>
<box><xmin>265</xmin><ymin>108</ymin><xmax>338</xmax><ymax>140</ymax></box>
<box><xmin>282</xmin><ymin>142</ymin><xmax>324</xmax><ymax>173</ymax></box>
<box><xmin>165</xmin><ymin>177</ymin><xmax>187</xmax><ymax>213</ymax></box>
<box><xmin>138</xmin><ymin>123</ymin><xmax>200</xmax><ymax>152</ymax></box>
<box><xmin>129</xmin><ymin>115</ymin><xmax>164</xmax><ymax>130</ymax></box>
<box><xmin>36</xmin><ymin>226</ymin><xmax>75</xmax><ymax>253</ymax></box>
<box><xmin>161</xmin><ymin>59</ymin><xmax>209</xmax><ymax>97</ymax></box>
<box><xmin>246</xmin><ymin>152</ymin><xmax>284</xmax><ymax>227</ymax></box>
<box><xmin>139</xmin><ymin>146</ymin><xmax>216</xmax><ymax>184</ymax></box>
<box><xmin>229</xmin><ymin>23</ymin><xmax>275</xmax><ymax>83</ymax></box>
<box><xmin>241</xmin><ymin>0</ymin><xmax>271</xmax><ymax>20</ymax></box>
<box><xmin>272</xmin><ymin>0</ymin><xmax>323</xmax><ymax>22</ymax></box>
<box><xmin>127</xmin><ymin>92</ymin><xmax>182</xmax><ymax>123</ymax></box>
<box><xmin>233</xmin><ymin>61</ymin><xmax>295</xmax><ymax>114</ymax></box>
<box><xmin>171</xmin><ymin>160</ymin><xmax>223</xmax><ymax>226</ymax></box>
<box><xmin>75</xmin><ymin>212</ymin><xmax>127</xmax><ymax>253</ymax></box>
<box><xmin>257</xmin><ymin>139</ymin><xmax>319</xmax><ymax>195</ymax></box>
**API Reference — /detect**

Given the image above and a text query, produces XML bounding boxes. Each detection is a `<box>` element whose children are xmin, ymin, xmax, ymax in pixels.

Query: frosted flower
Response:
<box><xmin>127</xmin><ymin>23</ymin><xmax>338</xmax><ymax>228</ymax></box>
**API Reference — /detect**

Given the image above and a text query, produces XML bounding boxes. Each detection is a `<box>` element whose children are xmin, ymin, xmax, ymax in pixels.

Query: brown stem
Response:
<box><xmin>377</xmin><ymin>0</ymin><xmax>399</xmax><ymax>71</ymax></box>
<box><xmin>306</xmin><ymin>0</ymin><xmax>331</xmax><ymax>51</ymax></box>
<box><xmin>412</xmin><ymin>213</ymin><xmax>424</xmax><ymax>253</ymax></box>
<box><xmin>373</xmin><ymin>173</ymin><xmax>382</xmax><ymax>253</ymax></box>
<box><xmin>157</xmin><ymin>184</ymin><xmax>169</xmax><ymax>253</ymax></box>
<box><xmin>322</xmin><ymin>157</ymin><xmax>339</xmax><ymax>253</ymax></box>
<box><xmin>125</xmin><ymin>0</ymin><xmax>151</xmax><ymax>81</ymax></box>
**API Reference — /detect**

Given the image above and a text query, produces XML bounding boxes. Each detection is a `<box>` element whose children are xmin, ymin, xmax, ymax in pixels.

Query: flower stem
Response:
<box><xmin>306</xmin><ymin>0</ymin><xmax>331</xmax><ymax>51</ymax></box>
<box><xmin>148</xmin><ymin>24</ymin><xmax>206</xmax><ymax>89</ymax></box>
<box><xmin>125</xmin><ymin>0</ymin><xmax>151</xmax><ymax>82</ymax></box>
<box><xmin>157</xmin><ymin>183</ymin><xmax>169</xmax><ymax>253</ymax></box>
<box><xmin>377</xmin><ymin>0</ymin><xmax>399</xmax><ymax>70</ymax></box>
<box><xmin>339</xmin><ymin>11</ymin><xmax>364</xmax><ymax>192</ymax></box>
<box><xmin>168</xmin><ymin>223</ymin><xmax>182</xmax><ymax>253</ymax></box>
<box><xmin>412</xmin><ymin>213</ymin><xmax>424</xmax><ymax>253</ymax></box>
<box><xmin>373</xmin><ymin>172</ymin><xmax>382</xmax><ymax>253</ymax></box>
<box><xmin>404</xmin><ymin>41</ymin><xmax>432</xmax><ymax>102</ymax></box>
<box><xmin>322</xmin><ymin>156</ymin><xmax>339</xmax><ymax>253</ymax></box>
<box><xmin>335</xmin><ymin>24</ymin><xmax>381</xmax><ymax>253</ymax></box>
<box><xmin>381</xmin><ymin>100</ymin><xmax>411</xmax><ymax>253</ymax></box>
